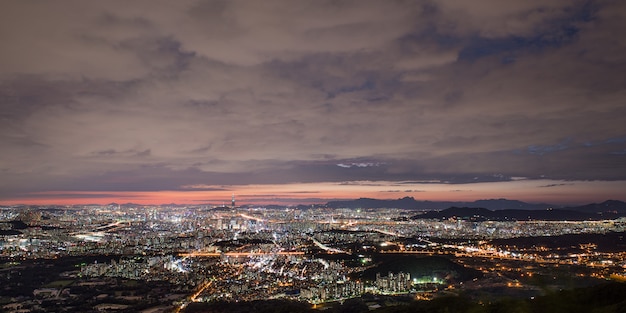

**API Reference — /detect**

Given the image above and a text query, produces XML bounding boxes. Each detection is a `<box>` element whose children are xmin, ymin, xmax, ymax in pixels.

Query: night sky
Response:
<box><xmin>1</xmin><ymin>1</ymin><xmax>625</xmax><ymax>206</ymax></box>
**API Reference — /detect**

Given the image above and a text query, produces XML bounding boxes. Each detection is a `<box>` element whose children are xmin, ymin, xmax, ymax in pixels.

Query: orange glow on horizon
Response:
<box><xmin>1</xmin><ymin>180</ymin><xmax>624</xmax><ymax>206</ymax></box>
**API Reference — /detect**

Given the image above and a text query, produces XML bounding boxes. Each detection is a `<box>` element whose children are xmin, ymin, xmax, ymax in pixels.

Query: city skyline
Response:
<box><xmin>1</xmin><ymin>1</ymin><xmax>626</xmax><ymax>206</ymax></box>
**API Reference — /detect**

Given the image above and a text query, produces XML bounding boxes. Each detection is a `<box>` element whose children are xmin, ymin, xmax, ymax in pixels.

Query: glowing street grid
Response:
<box><xmin>2</xmin><ymin>204</ymin><xmax>625</xmax><ymax>310</ymax></box>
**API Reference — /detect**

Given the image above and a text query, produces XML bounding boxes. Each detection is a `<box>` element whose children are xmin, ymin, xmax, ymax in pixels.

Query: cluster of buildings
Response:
<box><xmin>80</xmin><ymin>255</ymin><xmax>191</xmax><ymax>283</ymax></box>
<box><xmin>300</xmin><ymin>279</ymin><xmax>365</xmax><ymax>303</ymax></box>
<box><xmin>374</xmin><ymin>272</ymin><xmax>412</xmax><ymax>294</ymax></box>
<box><xmin>1</xmin><ymin>204</ymin><xmax>626</xmax><ymax>308</ymax></box>
<box><xmin>79</xmin><ymin>253</ymin><xmax>430</xmax><ymax>304</ymax></box>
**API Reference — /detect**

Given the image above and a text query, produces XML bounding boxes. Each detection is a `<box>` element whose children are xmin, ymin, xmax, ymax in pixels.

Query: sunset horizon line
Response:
<box><xmin>2</xmin><ymin>194</ymin><xmax>623</xmax><ymax>208</ymax></box>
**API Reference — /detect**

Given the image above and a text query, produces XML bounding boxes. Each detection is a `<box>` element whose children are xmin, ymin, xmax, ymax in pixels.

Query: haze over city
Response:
<box><xmin>1</xmin><ymin>0</ymin><xmax>625</xmax><ymax>206</ymax></box>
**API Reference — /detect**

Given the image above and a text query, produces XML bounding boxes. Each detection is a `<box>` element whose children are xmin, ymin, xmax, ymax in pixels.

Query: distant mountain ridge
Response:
<box><xmin>564</xmin><ymin>200</ymin><xmax>626</xmax><ymax>214</ymax></box>
<box><xmin>408</xmin><ymin>200</ymin><xmax>626</xmax><ymax>221</ymax></box>
<box><xmin>325</xmin><ymin>198</ymin><xmax>626</xmax><ymax>220</ymax></box>
<box><xmin>325</xmin><ymin>197</ymin><xmax>553</xmax><ymax>210</ymax></box>
<box><xmin>8</xmin><ymin>199</ymin><xmax>626</xmax><ymax>218</ymax></box>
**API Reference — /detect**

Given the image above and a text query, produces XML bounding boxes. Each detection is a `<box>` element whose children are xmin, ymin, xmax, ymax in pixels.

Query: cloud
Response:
<box><xmin>527</xmin><ymin>138</ymin><xmax>572</xmax><ymax>155</ymax></box>
<box><xmin>0</xmin><ymin>2</ymin><xmax>160</xmax><ymax>80</ymax></box>
<box><xmin>336</xmin><ymin>162</ymin><xmax>385</xmax><ymax>168</ymax></box>
<box><xmin>539</xmin><ymin>183</ymin><xmax>573</xmax><ymax>188</ymax></box>
<box><xmin>433</xmin><ymin>0</ymin><xmax>578</xmax><ymax>38</ymax></box>
<box><xmin>179</xmin><ymin>185</ymin><xmax>230</xmax><ymax>191</ymax></box>
<box><xmin>0</xmin><ymin>0</ymin><xmax>625</xmax><ymax>203</ymax></box>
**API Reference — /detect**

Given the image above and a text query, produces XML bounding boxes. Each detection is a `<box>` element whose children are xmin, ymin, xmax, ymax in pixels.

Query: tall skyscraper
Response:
<box><xmin>231</xmin><ymin>193</ymin><xmax>235</xmax><ymax>208</ymax></box>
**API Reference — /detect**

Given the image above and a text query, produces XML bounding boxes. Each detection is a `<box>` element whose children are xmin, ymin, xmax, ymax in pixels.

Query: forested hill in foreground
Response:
<box><xmin>183</xmin><ymin>282</ymin><xmax>626</xmax><ymax>313</ymax></box>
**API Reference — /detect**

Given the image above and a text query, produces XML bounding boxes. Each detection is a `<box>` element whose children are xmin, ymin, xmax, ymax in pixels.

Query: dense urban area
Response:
<box><xmin>2</xmin><ymin>201</ymin><xmax>626</xmax><ymax>312</ymax></box>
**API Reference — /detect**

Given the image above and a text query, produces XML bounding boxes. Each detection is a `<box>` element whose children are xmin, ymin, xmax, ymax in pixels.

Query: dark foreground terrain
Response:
<box><xmin>184</xmin><ymin>282</ymin><xmax>626</xmax><ymax>313</ymax></box>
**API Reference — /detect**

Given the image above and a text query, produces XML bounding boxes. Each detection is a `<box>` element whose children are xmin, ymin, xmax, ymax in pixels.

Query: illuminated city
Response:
<box><xmin>2</xmin><ymin>0</ymin><xmax>626</xmax><ymax>312</ymax></box>
<box><xmin>2</xmin><ymin>200</ymin><xmax>626</xmax><ymax>312</ymax></box>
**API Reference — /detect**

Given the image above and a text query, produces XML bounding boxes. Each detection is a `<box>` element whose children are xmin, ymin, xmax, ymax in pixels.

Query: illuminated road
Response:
<box><xmin>238</xmin><ymin>213</ymin><xmax>266</xmax><ymax>222</ymax></box>
<box><xmin>180</xmin><ymin>251</ymin><xmax>305</xmax><ymax>257</ymax></box>
<box><xmin>372</xmin><ymin>228</ymin><xmax>401</xmax><ymax>237</ymax></box>
<box><xmin>174</xmin><ymin>281</ymin><xmax>213</xmax><ymax>313</ymax></box>
<box><xmin>310</xmin><ymin>237</ymin><xmax>349</xmax><ymax>254</ymax></box>
<box><xmin>190</xmin><ymin>281</ymin><xmax>213</xmax><ymax>302</ymax></box>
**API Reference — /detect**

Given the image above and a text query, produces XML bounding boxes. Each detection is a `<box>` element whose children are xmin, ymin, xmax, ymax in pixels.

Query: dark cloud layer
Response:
<box><xmin>1</xmin><ymin>0</ymin><xmax>625</xmax><ymax>202</ymax></box>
